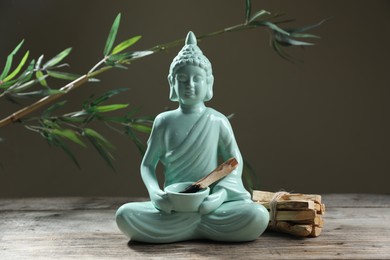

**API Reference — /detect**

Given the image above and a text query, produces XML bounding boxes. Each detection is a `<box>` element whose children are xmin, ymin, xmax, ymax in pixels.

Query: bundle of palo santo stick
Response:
<box><xmin>252</xmin><ymin>190</ymin><xmax>325</xmax><ymax>237</ymax></box>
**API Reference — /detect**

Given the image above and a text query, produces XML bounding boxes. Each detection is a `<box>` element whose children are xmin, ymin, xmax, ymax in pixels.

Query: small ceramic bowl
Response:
<box><xmin>164</xmin><ymin>182</ymin><xmax>210</xmax><ymax>212</ymax></box>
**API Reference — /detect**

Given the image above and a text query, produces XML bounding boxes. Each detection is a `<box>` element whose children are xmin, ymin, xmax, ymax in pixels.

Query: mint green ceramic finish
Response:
<box><xmin>165</xmin><ymin>182</ymin><xmax>210</xmax><ymax>212</ymax></box>
<box><xmin>116</xmin><ymin>31</ymin><xmax>269</xmax><ymax>243</ymax></box>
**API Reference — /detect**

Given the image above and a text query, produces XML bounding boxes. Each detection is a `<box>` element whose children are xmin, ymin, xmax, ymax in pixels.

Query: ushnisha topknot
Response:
<box><xmin>168</xmin><ymin>31</ymin><xmax>212</xmax><ymax>78</ymax></box>
<box><xmin>185</xmin><ymin>30</ymin><xmax>197</xmax><ymax>45</ymax></box>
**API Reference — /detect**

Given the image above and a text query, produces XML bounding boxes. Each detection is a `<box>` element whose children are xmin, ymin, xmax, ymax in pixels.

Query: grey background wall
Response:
<box><xmin>0</xmin><ymin>0</ymin><xmax>389</xmax><ymax>197</ymax></box>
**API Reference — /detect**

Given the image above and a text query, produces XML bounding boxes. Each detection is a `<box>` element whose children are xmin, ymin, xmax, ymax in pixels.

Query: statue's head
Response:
<box><xmin>168</xmin><ymin>31</ymin><xmax>214</xmax><ymax>104</ymax></box>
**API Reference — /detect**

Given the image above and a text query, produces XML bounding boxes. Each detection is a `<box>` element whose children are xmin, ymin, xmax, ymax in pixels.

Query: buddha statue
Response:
<box><xmin>116</xmin><ymin>31</ymin><xmax>269</xmax><ymax>243</ymax></box>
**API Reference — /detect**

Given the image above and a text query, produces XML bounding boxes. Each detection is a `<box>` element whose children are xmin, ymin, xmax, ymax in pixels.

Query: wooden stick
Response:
<box><xmin>293</xmin><ymin>215</ymin><xmax>324</xmax><ymax>227</ymax></box>
<box><xmin>253</xmin><ymin>190</ymin><xmax>325</xmax><ymax>237</ymax></box>
<box><xmin>259</xmin><ymin>200</ymin><xmax>325</xmax><ymax>215</ymax></box>
<box><xmin>253</xmin><ymin>190</ymin><xmax>322</xmax><ymax>204</ymax></box>
<box><xmin>261</xmin><ymin>200</ymin><xmax>316</xmax><ymax>211</ymax></box>
<box><xmin>272</xmin><ymin>209</ymin><xmax>317</xmax><ymax>222</ymax></box>
<box><xmin>269</xmin><ymin>221</ymin><xmax>313</xmax><ymax>237</ymax></box>
<box><xmin>180</xmin><ymin>158</ymin><xmax>238</xmax><ymax>193</ymax></box>
<box><xmin>318</xmin><ymin>202</ymin><xmax>326</xmax><ymax>214</ymax></box>
<box><xmin>309</xmin><ymin>226</ymin><xmax>322</xmax><ymax>237</ymax></box>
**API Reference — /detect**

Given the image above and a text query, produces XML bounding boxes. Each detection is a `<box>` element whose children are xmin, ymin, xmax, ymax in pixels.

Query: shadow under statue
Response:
<box><xmin>116</xmin><ymin>31</ymin><xmax>269</xmax><ymax>243</ymax></box>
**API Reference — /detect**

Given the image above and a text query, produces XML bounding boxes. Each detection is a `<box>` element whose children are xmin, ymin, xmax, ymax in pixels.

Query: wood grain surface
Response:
<box><xmin>1</xmin><ymin>194</ymin><xmax>389</xmax><ymax>259</ymax></box>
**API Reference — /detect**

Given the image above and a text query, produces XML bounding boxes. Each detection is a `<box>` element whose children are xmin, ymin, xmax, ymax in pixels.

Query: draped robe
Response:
<box><xmin>116</xmin><ymin>108</ymin><xmax>269</xmax><ymax>243</ymax></box>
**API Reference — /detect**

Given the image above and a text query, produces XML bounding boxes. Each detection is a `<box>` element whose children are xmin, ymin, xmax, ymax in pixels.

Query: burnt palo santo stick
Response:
<box><xmin>180</xmin><ymin>158</ymin><xmax>239</xmax><ymax>193</ymax></box>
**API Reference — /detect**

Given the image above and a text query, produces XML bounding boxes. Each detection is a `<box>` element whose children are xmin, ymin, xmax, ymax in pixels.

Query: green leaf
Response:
<box><xmin>282</xmin><ymin>38</ymin><xmax>315</xmax><ymax>46</ymax></box>
<box><xmin>15</xmin><ymin>88</ymin><xmax>65</xmax><ymax>98</ymax></box>
<box><xmin>88</xmin><ymin>136</ymin><xmax>115</xmax><ymax>171</ymax></box>
<box><xmin>18</xmin><ymin>59</ymin><xmax>36</xmax><ymax>82</ymax></box>
<box><xmin>83</xmin><ymin>128</ymin><xmax>116</xmax><ymax>170</ymax></box>
<box><xmin>42</xmin><ymin>119</ymin><xmax>57</xmax><ymax>128</ymax></box>
<box><xmin>91</xmin><ymin>88</ymin><xmax>128</xmax><ymax>106</ymax></box>
<box><xmin>83</xmin><ymin>128</ymin><xmax>115</xmax><ymax>150</ymax></box>
<box><xmin>273</xmin><ymin>19</ymin><xmax>296</xmax><ymax>25</ymax></box>
<box><xmin>43</xmin><ymin>48</ymin><xmax>72</xmax><ymax>69</ymax></box>
<box><xmin>47</xmin><ymin>70</ymin><xmax>81</xmax><ymax>81</ymax></box>
<box><xmin>271</xmin><ymin>39</ymin><xmax>296</xmax><ymax>63</ymax></box>
<box><xmin>0</xmin><ymin>78</ymin><xmax>18</xmax><ymax>90</ymax></box>
<box><xmin>289</xmin><ymin>33</ymin><xmax>320</xmax><ymax>39</ymax></box>
<box><xmin>5</xmin><ymin>40</ymin><xmax>25</xmax><ymax>60</ymax></box>
<box><xmin>275</xmin><ymin>33</ymin><xmax>315</xmax><ymax>46</ymax></box>
<box><xmin>104</xmin><ymin>13</ymin><xmax>121</xmax><ymax>56</ymax></box>
<box><xmin>112</xmin><ymin>35</ymin><xmax>142</xmax><ymax>55</ymax></box>
<box><xmin>0</xmin><ymin>39</ymin><xmax>24</xmax><ymax>80</ymax></box>
<box><xmin>52</xmin><ymin>128</ymin><xmax>86</xmax><ymax>147</ymax></box>
<box><xmin>248</xmin><ymin>10</ymin><xmax>270</xmax><ymax>23</ymax></box>
<box><xmin>32</xmin><ymin>125</ymin><xmax>80</xmax><ymax>168</ymax></box>
<box><xmin>3</xmin><ymin>50</ymin><xmax>30</xmax><ymax>82</ymax></box>
<box><xmin>51</xmin><ymin>134</ymin><xmax>81</xmax><ymax>169</ymax></box>
<box><xmin>4</xmin><ymin>59</ymin><xmax>36</xmax><ymax>92</ymax></box>
<box><xmin>9</xmin><ymin>79</ymin><xmax>39</xmax><ymax>93</ymax></box>
<box><xmin>49</xmin><ymin>63</ymin><xmax>70</xmax><ymax>69</ymax></box>
<box><xmin>112</xmin><ymin>64</ymin><xmax>128</xmax><ymax>70</ymax></box>
<box><xmin>260</xmin><ymin>21</ymin><xmax>290</xmax><ymax>35</ymax></box>
<box><xmin>92</xmin><ymin>104</ymin><xmax>129</xmax><ymax>113</ymax></box>
<box><xmin>35</xmin><ymin>70</ymin><xmax>48</xmax><ymax>88</ymax></box>
<box><xmin>88</xmin><ymin>78</ymin><xmax>100</xmax><ymax>83</ymax></box>
<box><xmin>108</xmin><ymin>51</ymin><xmax>153</xmax><ymax>62</ymax></box>
<box><xmin>42</xmin><ymin>100</ymin><xmax>67</xmax><ymax>118</ymax></box>
<box><xmin>59</xmin><ymin>116</ymin><xmax>85</xmax><ymax>123</ymax></box>
<box><xmin>106</xmin><ymin>51</ymin><xmax>134</xmax><ymax>62</ymax></box>
<box><xmin>125</xmin><ymin>126</ymin><xmax>146</xmax><ymax>155</ymax></box>
<box><xmin>35</xmin><ymin>55</ymin><xmax>44</xmax><ymax>70</ymax></box>
<box><xmin>245</xmin><ymin>0</ymin><xmax>252</xmax><ymax>23</ymax></box>
<box><xmin>133</xmin><ymin>115</ymin><xmax>155</xmax><ymax>122</ymax></box>
<box><xmin>130</xmin><ymin>123</ymin><xmax>152</xmax><ymax>134</ymax></box>
<box><xmin>288</xmin><ymin>18</ymin><xmax>328</xmax><ymax>33</ymax></box>
<box><xmin>69</xmin><ymin>110</ymin><xmax>89</xmax><ymax>118</ymax></box>
<box><xmin>104</xmin><ymin>60</ymin><xmax>117</xmax><ymax>67</ymax></box>
<box><xmin>271</xmin><ymin>39</ymin><xmax>289</xmax><ymax>61</ymax></box>
<box><xmin>83</xmin><ymin>114</ymin><xmax>97</xmax><ymax>124</ymax></box>
<box><xmin>108</xmin><ymin>52</ymin><xmax>135</xmax><ymax>62</ymax></box>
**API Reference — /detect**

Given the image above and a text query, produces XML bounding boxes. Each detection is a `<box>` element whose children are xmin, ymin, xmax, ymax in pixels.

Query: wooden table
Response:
<box><xmin>1</xmin><ymin>194</ymin><xmax>389</xmax><ymax>259</ymax></box>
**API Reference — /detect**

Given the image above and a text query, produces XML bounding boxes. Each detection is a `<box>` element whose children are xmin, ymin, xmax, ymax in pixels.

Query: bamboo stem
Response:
<box><xmin>0</xmin><ymin>75</ymin><xmax>88</xmax><ymax>127</ymax></box>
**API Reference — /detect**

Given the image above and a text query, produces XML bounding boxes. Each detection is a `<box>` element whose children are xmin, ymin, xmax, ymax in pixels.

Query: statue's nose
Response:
<box><xmin>188</xmin><ymin>79</ymin><xmax>196</xmax><ymax>87</ymax></box>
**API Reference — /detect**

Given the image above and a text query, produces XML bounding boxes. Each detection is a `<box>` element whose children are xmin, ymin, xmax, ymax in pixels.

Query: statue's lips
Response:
<box><xmin>184</xmin><ymin>90</ymin><xmax>195</xmax><ymax>97</ymax></box>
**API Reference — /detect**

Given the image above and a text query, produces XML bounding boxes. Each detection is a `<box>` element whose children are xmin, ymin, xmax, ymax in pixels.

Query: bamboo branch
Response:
<box><xmin>0</xmin><ymin>75</ymin><xmax>88</xmax><ymax>127</ymax></box>
<box><xmin>0</xmin><ymin>23</ymin><xmax>257</xmax><ymax>129</ymax></box>
<box><xmin>0</xmin><ymin>14</ymin><xmax>292</xmax><ymax>128</ymax></box>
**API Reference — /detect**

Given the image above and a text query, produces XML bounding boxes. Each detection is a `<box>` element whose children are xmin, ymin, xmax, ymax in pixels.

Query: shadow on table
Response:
<box><xmin>127</xmin><ymin>232</ymin><xmax>305</xmax><ymax>258</ymax></box>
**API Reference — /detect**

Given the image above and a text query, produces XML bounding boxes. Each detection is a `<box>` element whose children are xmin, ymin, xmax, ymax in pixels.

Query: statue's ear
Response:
<box><xmin>204</xmin><ymin>75</ymin><xmax>214</xmax><ymax>101</ymax></box>
<box><xmin>168</xmin><ymin>75</ymin><xmax>179</xmax><ymax>101</ymax></box>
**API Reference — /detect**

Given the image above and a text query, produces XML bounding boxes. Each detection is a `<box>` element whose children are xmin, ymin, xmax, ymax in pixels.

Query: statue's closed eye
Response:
<box><xmin>193</xmin><ymin>75</ymin><xmax>203</xmax><ymax>83</ymax></box>
<box><xmin>176</xmin><ymin>74</ymin><xmax>188</xmax><ymax>82</ymax></box>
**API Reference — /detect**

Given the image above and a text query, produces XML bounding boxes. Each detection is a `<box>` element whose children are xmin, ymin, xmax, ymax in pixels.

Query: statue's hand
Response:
<box><xmin>151</xmin><ymin>189</ymin><xmax>173</xmax><ymax>214</ymax></box>
<box><xmin>199</xmin><ymin>189</ymin><xmax>227</xmax><ymax>215</ymax></box>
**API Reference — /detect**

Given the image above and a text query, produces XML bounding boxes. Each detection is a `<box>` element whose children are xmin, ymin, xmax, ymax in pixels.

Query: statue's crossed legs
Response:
<box><xmin>116</xmin><ymin>200</ymin><xmax>269</xmax><ymax>243</ymax></box>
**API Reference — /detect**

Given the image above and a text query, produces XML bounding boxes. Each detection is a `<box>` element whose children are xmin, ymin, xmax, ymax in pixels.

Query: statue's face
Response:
<box><xmin>173</xmin><ymin>65</ymin><xmax>208</xmax><ymax>106</ymax></box>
